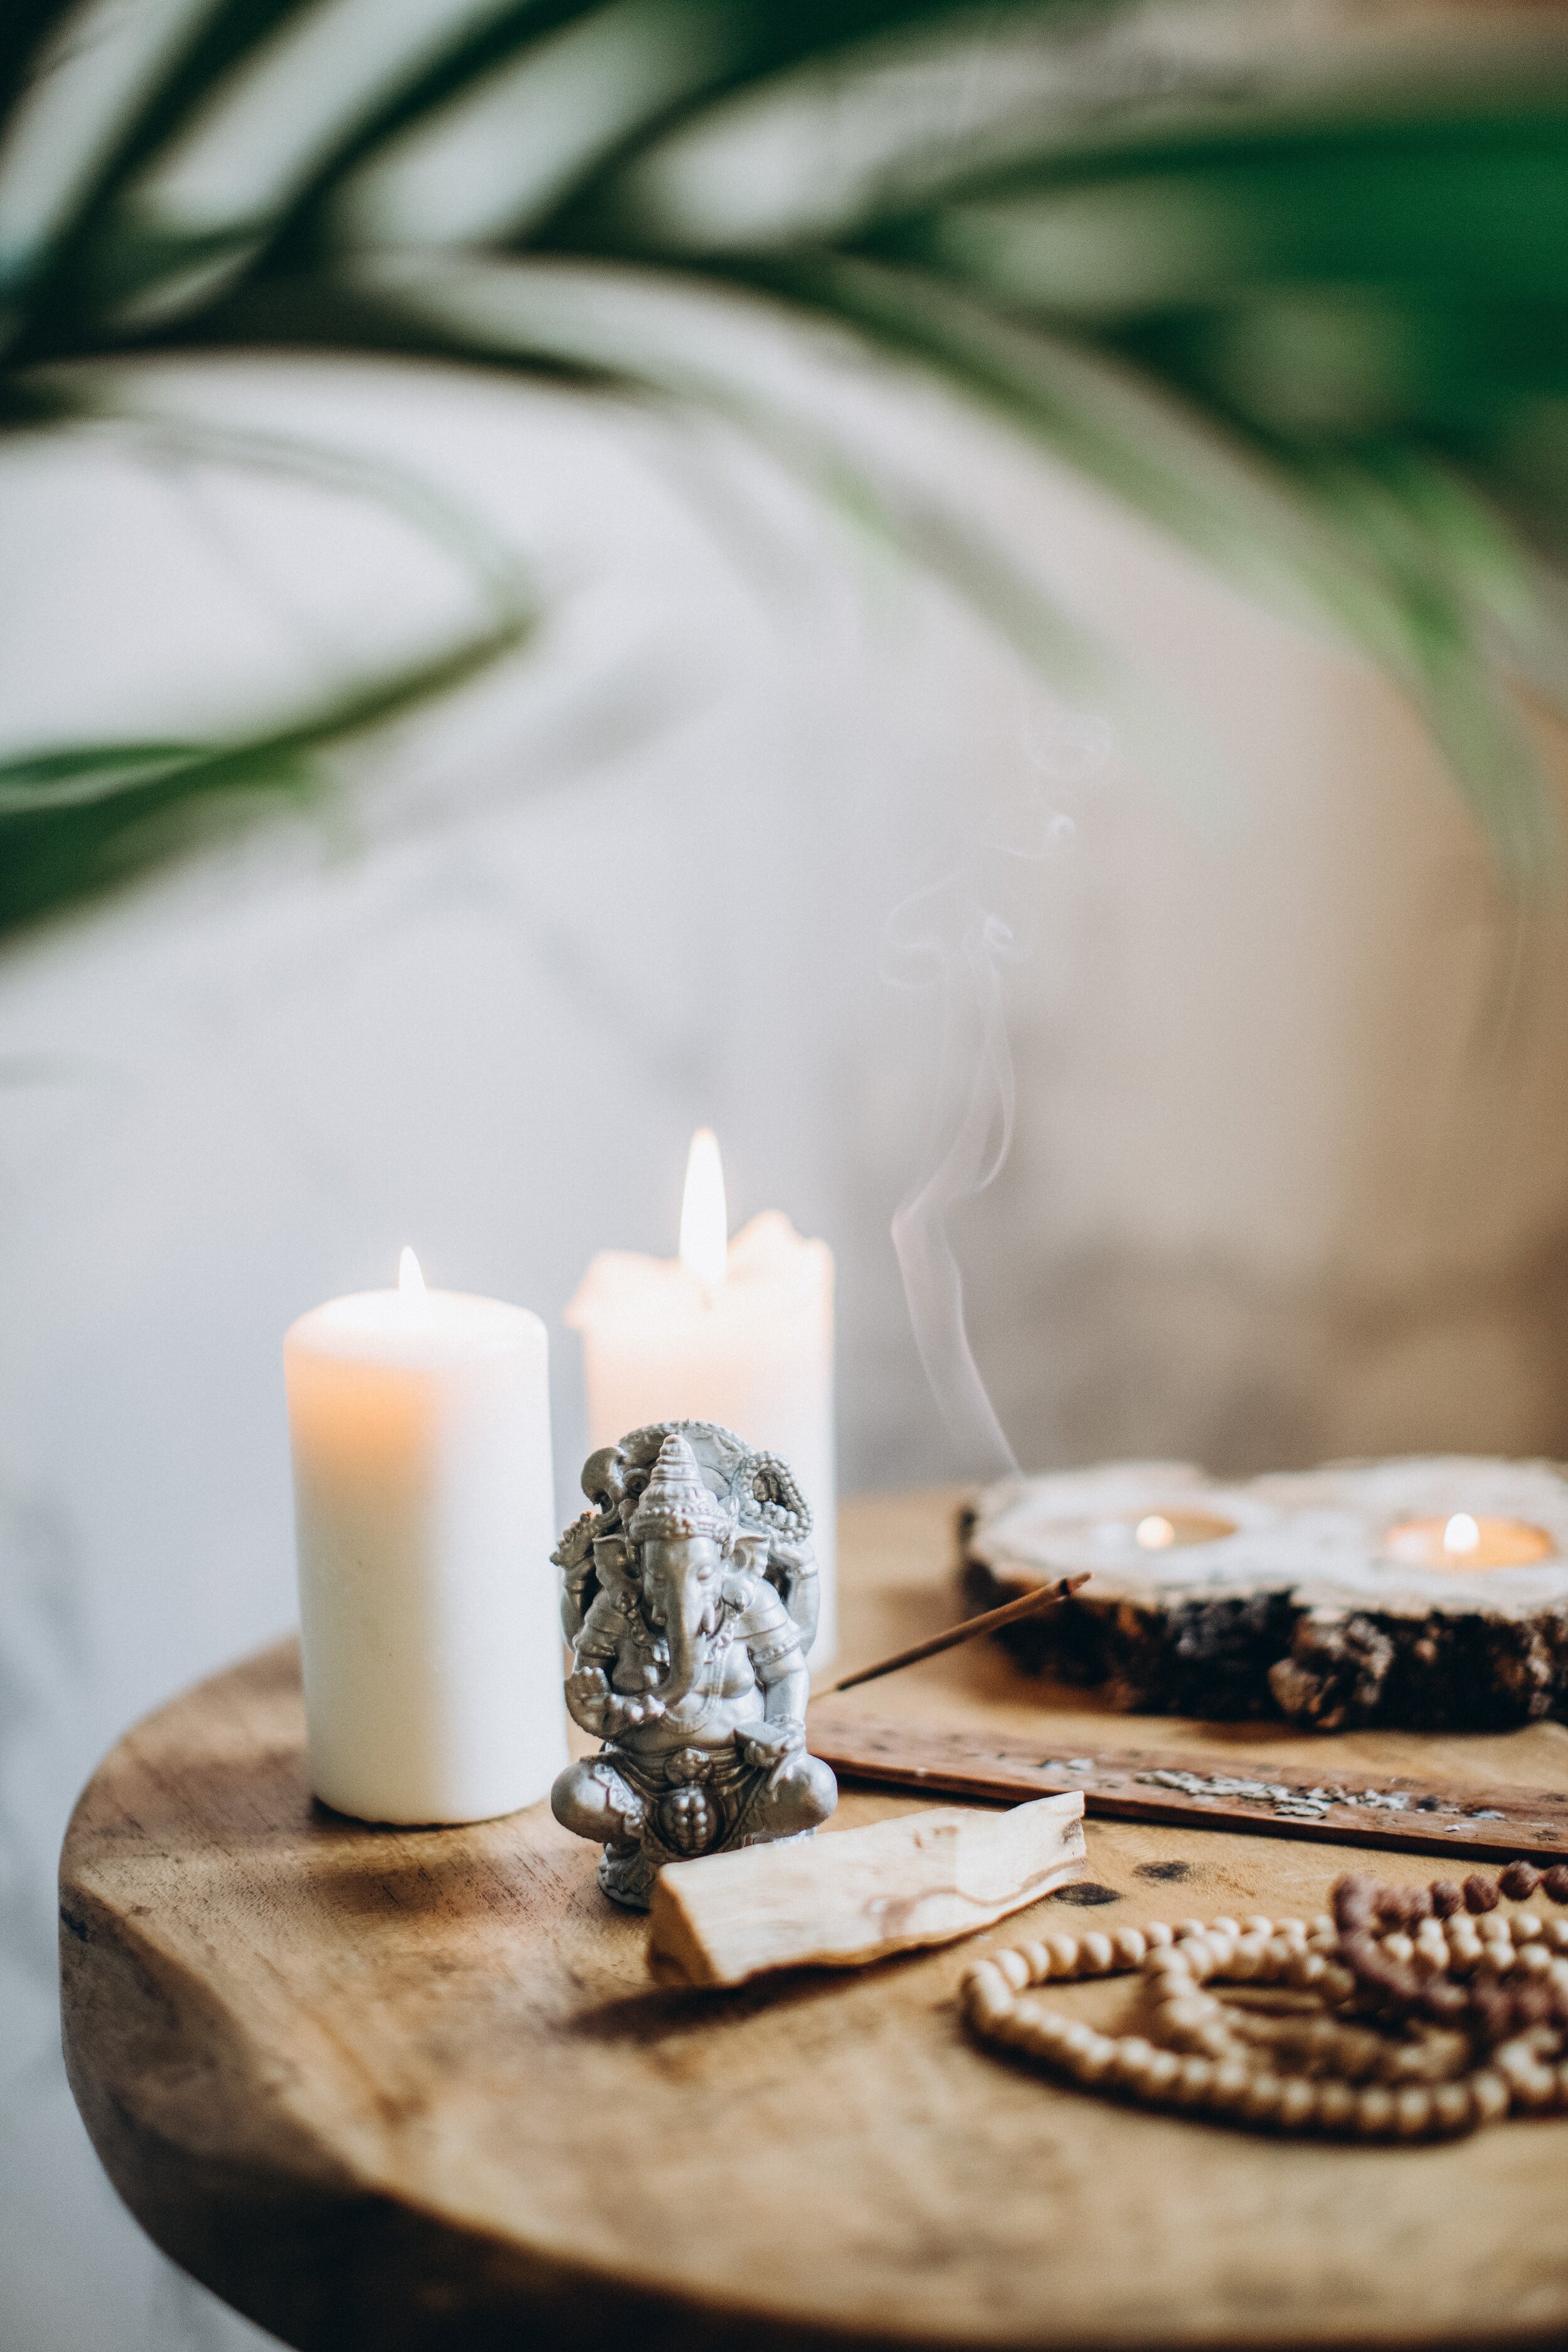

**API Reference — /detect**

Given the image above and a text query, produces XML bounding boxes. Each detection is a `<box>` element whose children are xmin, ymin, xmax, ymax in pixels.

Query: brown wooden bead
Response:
<box><xmin>1429</xmin><ymin>1880</ymin><xmax>1463</xmax><ymax>1918</ymax></box>
<box><xmin>1500</xmin><ymin>1861</ymin><xmax>1542</xmax><ymax>1902</ymax></box>
<box><xmin>1464</xmin><ymin>1873</ymin><xmax>1501</xmax><ymax>1914</ymax></box>
<box><xmin>1542</xmin><ymin>1865</ymin><xmax>1568</xmax><ymax>1906</ymax></box>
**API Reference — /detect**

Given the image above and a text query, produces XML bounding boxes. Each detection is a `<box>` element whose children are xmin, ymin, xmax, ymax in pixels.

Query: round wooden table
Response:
<box><xmin>60</xmin><ymin>1492</ymin><xmax>1568</xmax><ymax>2351</ymax></box>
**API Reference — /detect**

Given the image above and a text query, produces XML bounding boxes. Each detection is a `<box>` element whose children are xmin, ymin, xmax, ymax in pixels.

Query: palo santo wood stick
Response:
<box><xmin>820</xmin><ymin>1574</ymin><xmax>1088</xmax><ymax>1695</ymax></box>
<box><xmin>647</xmin><ymin>1791</ymin><xmax>1086</xmax><ymax>1989</ymax></box>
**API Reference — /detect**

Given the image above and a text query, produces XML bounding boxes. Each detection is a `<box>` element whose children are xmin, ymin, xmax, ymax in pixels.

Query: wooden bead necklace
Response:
<box><xmin>962</xmin><ymin>1865</ymin><xmax>1568</xmax><ymax>2139</ymax></box>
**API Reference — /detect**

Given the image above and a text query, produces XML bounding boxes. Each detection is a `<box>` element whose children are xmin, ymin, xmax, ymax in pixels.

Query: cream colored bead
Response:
<box><xmin>1230</xmin><ymin>1936</ymin><xmax>1268</xmax><ymax>1980</ymax></box>
<box><xmin>1517</xmin><ymin>1942</ymin><xmax>1552</xmax><ymax>1978</ymax></box>
<box><xmin>1381</xmin><ymin>1932</ymin><xmax>1414</xmax><ymax>1966</ymax></box>
<box><xmin>1310</xmin><ymin>1914</ymin><xmax>1335</xmax><ymax>1939</ymax></box>
<box><xmin>1355</xmin><ymin>2085</ymin><xmax>1395</xmax><ymax>2137</ymax></box>
<box><xmin>1202</xmin><ymin>1934</ymin><xmax>1237</xmax><ymax>1973</ymax></box>
<box><xmin>1044</xmin><ymin>1933</ymin><xmax>1080</xmax><ymax>1976</ymax></box>
<box><xmin>1547</xmin><ymin>1920</ymin><xmax>1568</xmax><ymax>1952</ymax></box>
<box><xmin>1175</xmin><ymin>2055</ymin><xmax>1216</xmax><ymax>2105</ymax></box>
<box><xmin>1316</xmin><ymin>2080</ymin><xmax>1357</xmax><ymax>2132</ymax></box>
<box><xmin>964</xmin><ymin>1966</ymin><xmax>1009</xmax><ymax>2020</ymax></box>
<box><xmin>1177</xmin><ymin>1941</ymin><xmax>1216</xmax><ymax>1982</ymax></box>
<box><xmin>1113</xmin><ymin>1926</ymin><xmax>1148</xmax><ymax>1969</ymax></box>
<box><xmin>1239</xmin><ymin>1915</ymin><xmax>1273</xmax><ymax>1938</ymax></box>
<box><xmin>1276</xmin><ymin>1917</ymin><xmax>1308</xmax><ymax>1943</ymax></box>
<box><xmin>1072</xmin><ymin>2035</ymin><xmax>1117</xmax><ymax>2084</ymax></box>
<box><xmin>1159</xmin><ymin>1995</ymin><xmax>1217</xmax><ymax>2040</ymax></box>
<box><xmin>1242</xmin><ymin>2072</ymin><xmax>1285</xmax><ymax>2125</ymax></box>
<box><xmin>1112</xmin><ymin>2037</ymin><xmax>1157</xmax><ymax>2084</ymax></box>
<box><xmin>994</xmin><ymin>1947</ymin><xmax>1031</xmax><ymax>1991</ymax></box>
<box><xmin>1175</xmin><ymin>1918</ymin><xmax>1207</xmax><ymax>1939</ymax></box>
<box><xmin>1511</xmin><ymin>1912</ymin><xmax>1544</xmax><ymax>1944</ymax></box>
<box><xmin>1288</xmin><ymin>1951</ymin><xmax>1328</xmax><ymax>1989</ymax></box>
<box><xmin>1392</xmin><ymin>2085</ymin><xmax>1433</xmax><ymax>2138</ymax></box>
<box><xmin>1209</xmin><ymin>2060</ymin><xmax>1253</xmax><ymax>2111</ymax></box>
<box><xmin>1210</xmin><ymin>1916</ymin><xmax>1242</xmax><ymax>1938</ymax></box>
<box><xmin>1432</xmin><ymin>2082</ymin><xmax>1473</xmax><ymax>2135</ymax></box>
<box><xmin>1277</xmin><ymin>2077</ymin><xmax>1317</xmax><ymax>2129</ymax></box>
<box><xmin>1017</xmin><ymin>1940</ymin><xmax>1052</xmax><ymax>1983</ymax></box>
<box><xmin>1470</xmin><ymin>2070</ymin><xmax>1511</xmax><ymax>2125</ymax></box>
<box><xmin>1318</xmin><ymin>1962</ymin><xmax>1357</xmax><ymax>2003</ymax></box>
<box><xmin>1143</xmin><ymin>1920</ymin><xmax>1174</xmax><ymax>1948</ymax></box>
<box><xmin>1143</xmin><ymin>2048</ymin><xmax>1182</xmax><ymax>2094</ymax></box>
<box><xmin>1079</xmin><ymin>1931</ymin><xmax>1115</xmax><ymax>1975</ymax></box>
<box><xmin>1265</xmin><ymin>1937</ymin><xmax>1297</xmax><ymax>1975</ymax></box>
<box><xmin>1516</xmin><ymin>2063</ymin><xmax>1557</xmax><ymax>2111</ymax></box>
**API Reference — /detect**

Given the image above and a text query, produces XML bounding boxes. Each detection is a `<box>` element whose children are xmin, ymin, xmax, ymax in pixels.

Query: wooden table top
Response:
<box><xmin>60</xmin><ymin>1490</ymin><xmax>1568</xmax><ymax>2352</ymax></box>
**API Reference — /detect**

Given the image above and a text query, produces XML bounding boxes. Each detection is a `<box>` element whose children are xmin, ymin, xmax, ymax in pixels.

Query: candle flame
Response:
<box><xmin>398</xmin><ymin>1246</ymin><xmax>426</xmax><ymax>1298</ymax></box>
<box><xmin>679</xmin><ymin>1128</ymin><xmax>728</xmax><ymax>1290</ymax></box>
<box><xmin>1443</xmin><ymin>1512</ymin><xmax>1480</xmax><ymax>1557</ymax></box>
<box><xmin>1135</xmin><ymin>1514</ymin><xmax>1175</xmax><ymax>1552</ymax></box>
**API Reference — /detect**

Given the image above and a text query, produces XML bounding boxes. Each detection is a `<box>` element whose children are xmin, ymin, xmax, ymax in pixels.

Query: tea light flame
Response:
<box><xmin>398</xmin><ymin>1246</ymin><xmax>426</xmax><ymax>1299</ymax></box>
<box><xmin>1443</xmin><ymin>1512</ymin><xmax>1480</xmax><ymax>1557</ymax></box>
<box><xmin>679</xmin><ymin>1127</ymin><xmax>728</xmax><ymax>1291</ymax></box>
<box><xmin>1135</xmin><ymin>1514</ymin><xmax>1176</xmax><ymax>1552</ymax></box>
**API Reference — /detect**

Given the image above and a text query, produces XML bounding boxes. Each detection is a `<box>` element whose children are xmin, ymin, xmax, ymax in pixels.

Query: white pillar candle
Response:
<box><xmin>566</xmin><ymin>1132</ymin><xmax>837</xmax><ymax>1665</ymax></box>
<box><xmin>284</xmin><ymin>1249</ymin><xmax>566</xmax><ymax>1824</ymax></box>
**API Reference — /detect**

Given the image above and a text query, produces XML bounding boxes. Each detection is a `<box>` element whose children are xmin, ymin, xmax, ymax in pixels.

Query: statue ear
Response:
<box><xmin>728</xmin><ymin>1534</ymin><xmax>768</xmax><ymax>1576</ymax></box>
<box><xmin>593</xmin><ymin>1535</ymin><xmax>635</xmax><ymax>1577</ymax></box>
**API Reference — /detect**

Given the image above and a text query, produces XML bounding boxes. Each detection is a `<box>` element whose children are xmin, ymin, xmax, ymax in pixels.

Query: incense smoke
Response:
<box><xmin>887</xmin><ymin>699</ymin><xmax>1109</xmax><ymax>1477</ymax></box>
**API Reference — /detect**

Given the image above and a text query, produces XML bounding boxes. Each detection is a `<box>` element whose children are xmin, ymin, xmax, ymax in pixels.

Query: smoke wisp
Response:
<box><xmin>886</xmin><ymin>697</ymin><xmax>1109</xmax><ymax>1478</ymax></box>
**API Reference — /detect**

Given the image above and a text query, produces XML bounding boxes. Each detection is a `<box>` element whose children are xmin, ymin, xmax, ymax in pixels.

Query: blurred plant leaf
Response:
<box><xmin>0</xmin><ymin>608</ymin><xmax>533</xmax><ymax>933</ymax></box>
<box><xmin>5</xmin><ymin>0</ymin><xmax>1568</xmax><ymax>932</ymax></box>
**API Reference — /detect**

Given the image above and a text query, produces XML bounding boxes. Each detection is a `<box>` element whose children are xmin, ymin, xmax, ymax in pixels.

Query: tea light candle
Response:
<box><xmin>285</xmin><ymin>1249</ymin><xmax>567</xmax><ymax>1825</ymax></box>
<box><xmin>566</xmin><ymin>1131</ymin><xmax>837</xmax><ymax>1663</ymax></box>
<box><xmin>1382</xmin><ymin>1512</ymin><xmax>1555</xmax><ymax>1568</ymax></box>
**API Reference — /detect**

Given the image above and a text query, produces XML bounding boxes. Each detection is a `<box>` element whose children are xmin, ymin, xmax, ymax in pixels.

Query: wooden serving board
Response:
<box><xmin>59</xmin><ymin>1489</ymin><xmax>1568</xmax><ymax>2352</ymax></box>
<box><xmin>808</xmin><ymin>1701</ymin><xmax>1568</xmax><ymax>1863</ymax></box>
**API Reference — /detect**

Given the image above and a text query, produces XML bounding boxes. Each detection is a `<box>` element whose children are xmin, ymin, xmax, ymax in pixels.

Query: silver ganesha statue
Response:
<box><xmin>549</xmin><ymin>1421</ymin><xmax>837</xmax><ymax>1909</ymax></box>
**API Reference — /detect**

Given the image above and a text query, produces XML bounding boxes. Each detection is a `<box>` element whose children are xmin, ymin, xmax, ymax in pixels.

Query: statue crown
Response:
<box><xmin>627</xmin><ymin>1432</ymin><xmax>730</xmax><ymax>1545</ymax></box>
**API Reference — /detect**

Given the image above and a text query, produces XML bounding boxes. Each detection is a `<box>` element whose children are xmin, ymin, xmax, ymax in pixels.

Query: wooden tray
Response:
<box><xmin>60</xmin><ymin>1490</ymin><xmax>1568</xmax><ymax>2352</ymax></box>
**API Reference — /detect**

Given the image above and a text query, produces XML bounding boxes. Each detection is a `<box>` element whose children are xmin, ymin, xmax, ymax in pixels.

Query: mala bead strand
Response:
<box><xmin>963</xmin><ymin>1867</ymin><xmax>1568</xmax><ymax>2140</ymax></box>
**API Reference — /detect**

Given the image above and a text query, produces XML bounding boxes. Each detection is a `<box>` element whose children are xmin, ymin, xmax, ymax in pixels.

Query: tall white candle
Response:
<box><xmin>566</xmin><ymin>1133</ymin><xmax>837</xmax><ymax>1665</ymax></box>
<box><xmin>285</xmin><ymin>1249</ymin><xmax>566</xmax><ymax>1824</ymax></box>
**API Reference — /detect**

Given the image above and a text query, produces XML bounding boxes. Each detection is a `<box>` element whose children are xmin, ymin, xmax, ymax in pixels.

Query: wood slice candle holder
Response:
<box><xmin>961</xmin><ymin>1458</ymin><xmax>1568</xmax><ymax>1734</ymax></box>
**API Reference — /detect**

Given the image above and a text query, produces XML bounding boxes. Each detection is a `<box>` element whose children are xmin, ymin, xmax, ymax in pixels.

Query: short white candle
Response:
<box><xmin>566</xmin><ymin>1131</ymin><xmax>837</xmax><ymax>1664</ymax></box>
<box><xmin>284</xmin><ymin>1249</ymin><xmax>566</xmax><ymax>1823</ymax></box>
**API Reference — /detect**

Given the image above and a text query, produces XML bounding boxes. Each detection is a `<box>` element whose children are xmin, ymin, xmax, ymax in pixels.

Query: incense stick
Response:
<box><xmin>820</xmin><ymin>1575</ymin><xmax>1089</xmax><ymax>1695</ymax></box>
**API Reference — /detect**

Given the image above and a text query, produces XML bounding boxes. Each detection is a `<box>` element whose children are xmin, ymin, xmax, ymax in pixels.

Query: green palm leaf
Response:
<box><xmin>6</xmin><ymin>0</ymin><xmax>1568</xmax><ymax>932</ymax></box>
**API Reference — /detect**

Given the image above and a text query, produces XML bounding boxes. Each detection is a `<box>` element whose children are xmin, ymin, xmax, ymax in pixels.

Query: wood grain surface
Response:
<box><xmin>60</xmin><ymin>1490</ymin><xmax>1568</xmax><ymax>2352</ymax></box>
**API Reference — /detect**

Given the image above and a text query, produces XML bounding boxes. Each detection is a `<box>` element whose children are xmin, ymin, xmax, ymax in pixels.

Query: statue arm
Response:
<box><xmin>740</xmin><ymin>1589</ymin><xmax>810</xmax><ymax>1739</ymax></box>
<box><xmin>564</xmin><ymin>1601</ymin><xmax>625</xmax><ymax>1735</ymax></box>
